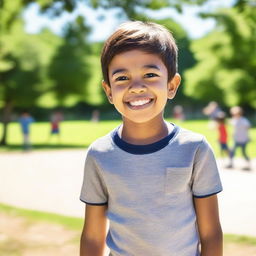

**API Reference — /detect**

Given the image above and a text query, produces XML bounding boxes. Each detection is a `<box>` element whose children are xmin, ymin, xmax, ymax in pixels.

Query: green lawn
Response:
<box><xmin>0</xmin><ymin>119</ymin><xmax>255</xmax><ymax>157</ymax></box>
<box><xmin>0</xmin><ymin>203</ymin><xmax>83</xmax><ymax>231</ymax></box>
<box><xmin>0</xmin><ymin>120</ymin><xmax>120</xmax><ymax>151</ymax></box>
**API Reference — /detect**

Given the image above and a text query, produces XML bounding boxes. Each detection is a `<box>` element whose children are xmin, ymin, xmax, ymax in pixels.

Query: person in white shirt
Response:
<box><xmin>228</xmin><ymin>106</ymin><xmax>251</xmax><ymax>170</ymax></box>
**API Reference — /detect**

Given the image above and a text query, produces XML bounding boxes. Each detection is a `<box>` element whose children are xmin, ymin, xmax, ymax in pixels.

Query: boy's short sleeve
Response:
<box><xmin>192</xmin><ymin>138</ymin><xmax>223</xmax><ymax>198</ymax></box>
<box><xmin>80</xmin><ymin>150</ymin><xmax>108</xmax><ymax>205</ymax></box>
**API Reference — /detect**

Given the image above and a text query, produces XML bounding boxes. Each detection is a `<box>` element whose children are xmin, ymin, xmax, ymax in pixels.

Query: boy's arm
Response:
<box><xmin>80</xmin><ymin>204</ymin><xmax>108</xmax><ymax>256</ymax></box>
<box><xmin>194</xmin><ymin>194</ymin><xmax>223</xmax><ymax>256</ymax></box>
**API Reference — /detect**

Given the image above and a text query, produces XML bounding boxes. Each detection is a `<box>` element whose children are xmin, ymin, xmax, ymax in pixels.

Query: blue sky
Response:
<box><xmin>23</xmin><ymin>0</ymin><xmax>235</xmax><ymax>41</ymax></box>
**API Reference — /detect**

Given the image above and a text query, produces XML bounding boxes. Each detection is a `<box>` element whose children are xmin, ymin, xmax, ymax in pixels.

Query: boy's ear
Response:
<box><xmin>167</xmin><ymin>73</ymin><xmax>181</xmax><ymax>99</ymax></box>
<box><xmin>102</xmin><ymin>80</ymin><xmax>113</xmax><ymax>104</ymax></box>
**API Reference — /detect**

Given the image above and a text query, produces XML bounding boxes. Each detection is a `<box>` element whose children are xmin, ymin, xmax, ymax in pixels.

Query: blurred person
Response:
<box><xmin>48</xmin><ymin>110</ymin><xmax>63</xmax><ymax>143</ymax></box>
<box><xmin>173</xmin><ymin>105</ymin><xmax>185</xmax><ymax>121</ymax></box>
<box><xmin>227</xmin><ymin>106</ymin><xmax>251</xmax><ymax>170</ymax></box>
<box><xmin>214</xmin><ymin>111</ymin><xmax>230</xmax><ymax>159</ymax></box>
<box><xmin>19</xmin><ymin>111</ymin><xmax>34</xmax><ymax>150</ymax></box>
<box><xmin>203</xmin><ymin>101</ymin><xmax>222</xmax><ymax>129</ymax></box>
<box><xmin>203</xmin><ymin>101</ymin><xmax>222</xmax><ymax>120</ymax></box>
<box><xmin>91</xmin><ymin>109</ymin><xmax>100</xmax><ymax>122</ymax></box>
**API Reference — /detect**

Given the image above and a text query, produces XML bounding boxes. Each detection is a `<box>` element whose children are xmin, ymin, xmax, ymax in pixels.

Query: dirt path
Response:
<box><xmin>1</xmin><ymin>213</ymin><xmax>256</xmax><ymax>256</ymax></box>
<box><xmin>0</xmin><ymin>213</ymin><xmax>79</xmax><ymax>256</ymax></box>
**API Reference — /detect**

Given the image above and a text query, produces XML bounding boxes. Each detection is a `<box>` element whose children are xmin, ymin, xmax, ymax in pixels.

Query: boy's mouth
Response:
<box><xmin>126</xmin><ymin>98</ymin><xmax>154</xmax><ymax>109</ymax></box>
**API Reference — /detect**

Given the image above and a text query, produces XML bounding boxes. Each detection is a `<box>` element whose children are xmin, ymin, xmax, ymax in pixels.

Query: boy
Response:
<box><xmin>80</xmin><ymin>21</ymin><xmax>223</xmax><ymax>256</ymax></box>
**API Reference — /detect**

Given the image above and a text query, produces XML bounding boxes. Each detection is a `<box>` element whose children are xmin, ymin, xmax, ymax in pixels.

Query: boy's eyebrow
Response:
<box><xmin>143</xmin><ymin>64</ymin><xmax>160</xmax><ymax>70</ymax></box>
<box><xmin>112</xmin><ymin>68</ymin><xmax>127</xmax><ymax>76</ymax></box>
<box><xmin>112</xmin><ymin>64</ymin><xmax>160</xmax><ymax>76</ymax></box>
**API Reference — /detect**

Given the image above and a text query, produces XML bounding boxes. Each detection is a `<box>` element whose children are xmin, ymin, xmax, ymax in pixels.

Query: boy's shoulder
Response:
<box><xmin>175</xmin><ymin>125</ymin><xmax>205</xmax><ymax>144</ymax></box>
<box><xmin>174</xmin><ymin>125</ymin><xmax>213</xmax><ymax>154</ymax></box>
<box><xmin>87</xmin><ymin>128</ymin><xmax>116</xmax><ymax>155</ymax></box>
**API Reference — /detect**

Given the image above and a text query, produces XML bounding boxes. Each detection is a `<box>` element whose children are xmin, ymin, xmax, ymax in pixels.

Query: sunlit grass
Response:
<box><xmin>0</xmin><ymin>119</ymin><xmax>255</xmax><ymax>157</ymax></box>
<box><xmin>0</xmin><ymin>203</ymin><xmax>83</xmax><ymax>231</ymax></box>
<box><xmin>0</xmin><ymin>120</ymin><xmax>121</xmax><ymax>151</ymax></box>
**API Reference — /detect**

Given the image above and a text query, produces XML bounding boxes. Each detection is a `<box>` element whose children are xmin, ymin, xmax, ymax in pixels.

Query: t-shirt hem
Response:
<box><xmin>80</xmin><ymin>198</ymin><xmax>108</xmax><ymax>205</ymax></box>
<box><xmin>193</xmin><ymin>189</ymin><xmax>222</xmax><ymax>198</ymax></box>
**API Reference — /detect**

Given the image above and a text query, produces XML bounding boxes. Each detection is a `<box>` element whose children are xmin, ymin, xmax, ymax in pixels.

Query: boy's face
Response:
<box><xmin>102</xmin><ymin>50</ymin><xmax>180</xmax><ymax>124</ymax></box>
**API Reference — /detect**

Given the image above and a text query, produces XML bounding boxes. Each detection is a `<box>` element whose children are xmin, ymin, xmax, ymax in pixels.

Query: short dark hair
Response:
<box><xmin>101</xmin><ymin>21</ymin><xmax>178</xmax><ymax>85</ymax></box>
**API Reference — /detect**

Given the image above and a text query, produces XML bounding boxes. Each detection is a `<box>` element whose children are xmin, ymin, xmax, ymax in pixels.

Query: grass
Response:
<box><xmin>224</xmin><ymin>234</ymin><xmax>256</xmax><ymax>246</ymax></box>
<box><xmin>0</xmin><ymin>203</ymin><xmax>256</xmax><ymax>246</ymax></box>
<box><xmin>0</xmin><ymin>119</ymin><xmax>255</xmax><ymax>157</ymax></box>
<box><xmin>0</xmin><ymin>203</ymin><xmax>83</xmax><ymax>231</ymax></box>
<box><xmin>0</xmin><ymin>120</ymin><xmax>120</xmax><ymax>151</ymax></box>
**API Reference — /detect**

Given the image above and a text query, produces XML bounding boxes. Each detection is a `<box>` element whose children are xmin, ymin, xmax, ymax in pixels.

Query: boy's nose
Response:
<box><xmin>128</xmin><ymin>81</ymin><xmax>147</xmax><ymax>94</ymax></box>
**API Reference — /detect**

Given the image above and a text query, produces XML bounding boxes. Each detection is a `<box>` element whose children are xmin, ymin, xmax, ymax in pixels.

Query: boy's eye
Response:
<box><xmin>144</xmin><ymin>73</ymin><xmax>159</xmax><ymax>78</ymax></box>
<box><xmin>115</xmin><ymin>76</ymin><xmax>128</xmax><ymax>81</ymax></box>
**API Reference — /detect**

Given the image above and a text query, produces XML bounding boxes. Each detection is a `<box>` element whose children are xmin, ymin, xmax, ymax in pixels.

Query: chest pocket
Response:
<box><xmin>165</xmin><ymin>167</ymin><xmax>192</xmax><ymax>195</ymax></box>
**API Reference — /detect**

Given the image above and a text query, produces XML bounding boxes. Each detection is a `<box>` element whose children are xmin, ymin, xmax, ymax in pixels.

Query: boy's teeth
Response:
<box><xmin>129</xmin><ymin>99</ymin><xmax>151</xmax><ymax>106</ymax></box>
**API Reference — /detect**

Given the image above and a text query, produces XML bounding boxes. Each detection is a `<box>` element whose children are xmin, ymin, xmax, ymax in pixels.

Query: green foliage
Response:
<box><xmin>88</xmin><ymin>0</ymin><xmax>211</xmax><ymax>18</ymax></box>
<box><xmin>85</xmin><ymin>55</ymin><xmax>106</xmax><ymax>106</ymax></box>
<box><xmin>184</xmin><ymin>4</ymin><xmax>256</xmax><ymax>108</ymax></box>
<box><xmin>48</xmin><ymin>16</ymin><xmax>92</xmax><ymax>105</ymax></box>
<box><xmin>0</xmin><ymin>22</ymin><xmax>40</xmax><ymax>107</ymax></box>
<box><xmin>0</xmin><ymin>23</ymin><xmax>61</xmax><ymax>107</ymax></box>
<box><xmin>0</xmin><ymin>0</ymin><xmax>23</xmax><ymax>32</ymax></box>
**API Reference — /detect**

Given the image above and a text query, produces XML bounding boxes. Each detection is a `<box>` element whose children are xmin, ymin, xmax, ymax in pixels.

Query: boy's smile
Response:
<box><xmin>103</xmin><ymin>50</ymin><xmax>180</xmax><ymax>125</ymax></box>
<box><xmin>125</xmin><ymin>97</ymin><xmax>154</xmax><ymax>109</ymax></box>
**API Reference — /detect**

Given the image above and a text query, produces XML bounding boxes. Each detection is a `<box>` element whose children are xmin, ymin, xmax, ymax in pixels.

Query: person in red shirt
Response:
<box><xmin>215</xmin><ymin>111</ymin><xmax>230</xmax><ymax>157</ymax></box>
<box><xmin>48</xmin><ymin>111</ymin><xmax>63</xmax><ymax>143</ymax></box>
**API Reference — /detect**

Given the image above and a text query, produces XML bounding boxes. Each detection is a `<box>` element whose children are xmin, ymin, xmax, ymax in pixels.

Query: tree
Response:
<box><xmin>48</xmin><ymin>16</ymin><xmax>92</xmax><ymax>105</ymax></box>
<box><xmin>19</xmin><ymin>0</ymin><xmax>212</xmax><ymax>18</ymax></box>
<box><xmin>0</xmin><ymin>17</ymin><xmax>61</xmax><ymax>145</ymax></box>
<box><xmin>0</xmin><ymin>21</ymin><xmax>41</xmax><ymax>145</ymax></box>
<box><xmin>184</xmin><ymin>2</ymin><xmax>256</xmax><ymax>108</ymax></box>
<box><xmin>88</xmin><ymin>0</ymin><xmax>210</xmax><ymax>19</ymax></box>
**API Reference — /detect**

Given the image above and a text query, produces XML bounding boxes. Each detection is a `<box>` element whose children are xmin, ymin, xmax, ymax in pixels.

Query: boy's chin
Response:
<box><xmin>122</xmin><ymin>114</ymin><xmax>164</xmax><ymax>125</ymax></box>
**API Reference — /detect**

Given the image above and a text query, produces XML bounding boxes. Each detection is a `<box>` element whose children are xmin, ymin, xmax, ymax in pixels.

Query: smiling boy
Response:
<box><xmin>80</xmin><ymin>21</ymin><xmax>223</xmax><ymax>256</ymax></box>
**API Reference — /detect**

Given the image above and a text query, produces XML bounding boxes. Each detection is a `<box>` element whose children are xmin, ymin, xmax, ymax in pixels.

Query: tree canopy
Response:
<box><xmin>184</xmin><ymin>2</ymin><xmax>256</xmax><ymax>108</ymax></box>
<box><xmin>48</xmin><ymin>16</ymin><xmax>92</xmax><ymax>105</ymax></box>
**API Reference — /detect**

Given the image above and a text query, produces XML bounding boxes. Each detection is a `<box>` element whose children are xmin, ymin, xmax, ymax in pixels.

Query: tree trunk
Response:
<box><xmin>0</xmin><ymin>101</ymin><xmax>13</xmax><ymax>146</ymax></box>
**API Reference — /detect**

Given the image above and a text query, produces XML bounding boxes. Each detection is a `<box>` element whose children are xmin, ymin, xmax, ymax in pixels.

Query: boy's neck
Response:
<box><xmin>120</xmin><ymin>117</ymin><xmax>169</xmax><ymax>145</ymax></box>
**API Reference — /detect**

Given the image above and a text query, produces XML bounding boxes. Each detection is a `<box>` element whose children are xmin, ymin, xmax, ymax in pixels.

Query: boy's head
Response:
<box><xmin>101</xmin><ymin>20</ymin><xmax>178</xmax><ymax>86</ymax></box>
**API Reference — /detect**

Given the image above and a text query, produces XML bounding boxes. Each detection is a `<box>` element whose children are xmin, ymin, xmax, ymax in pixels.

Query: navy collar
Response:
<box><xmin>112</xmin><ymin>124</ymin><xmax>179</xmax><ymax>155</ymax></box>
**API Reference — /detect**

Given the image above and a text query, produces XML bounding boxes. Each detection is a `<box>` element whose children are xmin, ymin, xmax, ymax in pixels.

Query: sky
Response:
<box><xmin>23</xmin><ymin>0</ymin><xmax>235</xmax><ymax>42</ymax></box>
